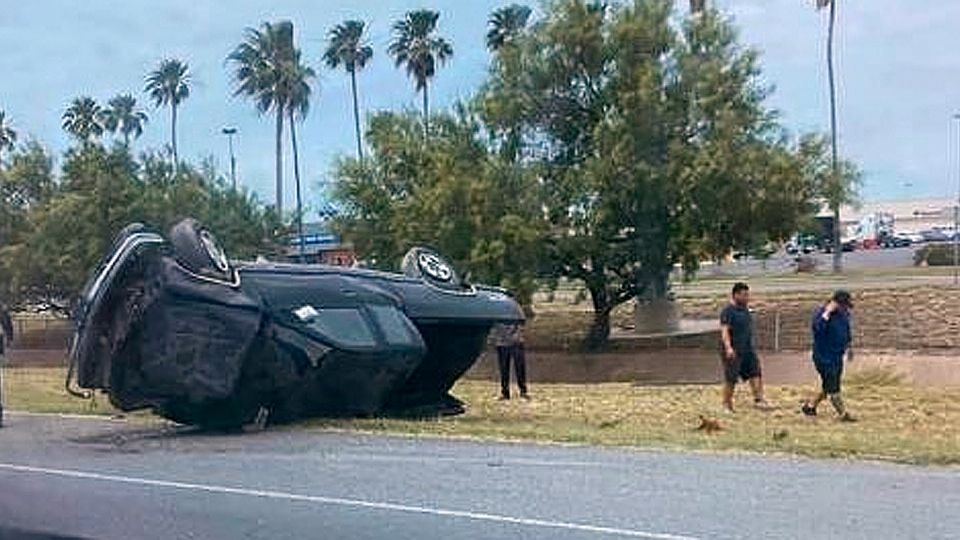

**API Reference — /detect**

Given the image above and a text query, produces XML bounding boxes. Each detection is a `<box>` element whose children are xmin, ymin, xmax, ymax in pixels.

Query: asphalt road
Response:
<box><xmin>698</xmin><ymin>247</ymin><xmax>917</xmax><ymax>278</ymax></box>
<box><xmin>0</xmin><ymin>414</ymin><xmax>958</xmax><ymax>540</ymax></box>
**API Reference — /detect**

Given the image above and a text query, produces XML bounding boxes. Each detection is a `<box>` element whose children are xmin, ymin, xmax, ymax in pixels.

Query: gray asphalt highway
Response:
<box><xmin>0</xmin><ymin>413</ymin><xmax>958</xmax><ymax>540</ymax></box>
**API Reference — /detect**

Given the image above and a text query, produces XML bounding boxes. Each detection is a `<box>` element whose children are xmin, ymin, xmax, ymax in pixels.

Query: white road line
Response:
<box><xmin>0</xmin><ymin>463</ymin><xmax>698</xmax><ymax>540</ymax></box>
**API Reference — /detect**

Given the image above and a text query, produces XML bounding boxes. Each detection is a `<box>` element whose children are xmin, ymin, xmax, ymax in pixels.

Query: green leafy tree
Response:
<box><xmin>102</xmin><ymin>94</ymin><xmax>149</xmax><ymax>147</ymax></box>
<box><xmin>388</xmin><ymin>10</ymin><xmax>453</xmax><ymax>135</ymax></box>
<box><xmin>0</xmin><ymin>110</ymin><xmax>16</xmax><ymax>165</ymax></box>
<box><xmin>798</xmin><ymin>134</ymin><xmax>861</xmax><ymax>230</ymax></box>
<box><xmin>480</xmin><ymin>0</ymin><xmax>824</xmax><ymax>347</ymax></box>
<box><xmin>324</xmin><ymin>20</ymin><xmax>374</xmax><ymax>161</ymax></box>
<box><xmin>62</xmin><ymin>97</ymin><xmax>104</xmax><ymax>144</ymax></box>
<box><xmin>0</xmin><ymin>143</ymin><xmax>55</xmax><ymax>301</ymax></box>
<box><xmin>333</xmin><ymin>110</ymin><xmax>545</xmax><ymax>305</ymax></box>
<box><xmin>144</xmin><ymin>59</ymin><xmax>190</xmax><ymax>164</ymax></box>
<box><xmin>4</xmin><ymin>144</ymin><xmax>283</xmax><ymax>304</ymax></box>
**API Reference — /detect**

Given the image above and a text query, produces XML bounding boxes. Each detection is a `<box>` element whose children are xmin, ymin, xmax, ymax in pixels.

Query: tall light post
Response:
<box><xmin>953</xmin><ymin>115</ymin><xmax>960</xmax><ymax>285</ymax></box>
<box><xmin>221</xmin><ymin>127</ymin><xmax>238</xmax><ymax>190</ymax></box>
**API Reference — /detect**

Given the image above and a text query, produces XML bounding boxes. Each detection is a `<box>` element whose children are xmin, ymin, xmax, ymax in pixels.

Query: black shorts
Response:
<box><xmin>722</xmin><ymin>350</ymin><xmax>761</xmax><ymax>384</ymax></box>
<box><xmin>816</xmin><ymin>362</ymin><xmax>843</xmax><ymax>394</ymax></box>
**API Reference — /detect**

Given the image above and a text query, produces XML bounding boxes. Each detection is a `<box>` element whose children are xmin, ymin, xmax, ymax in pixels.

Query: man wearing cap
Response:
<box><xmin>802</xmin><ymin>290</ymin><xmax>856</xmax><ymax>422</ymax></box>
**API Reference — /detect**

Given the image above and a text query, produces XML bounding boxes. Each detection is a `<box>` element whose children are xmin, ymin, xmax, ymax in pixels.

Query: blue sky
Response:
<box><xmin>2</xmin><ymin>0</ymin><xmax>959</xmax><ymax>216</ymax></box>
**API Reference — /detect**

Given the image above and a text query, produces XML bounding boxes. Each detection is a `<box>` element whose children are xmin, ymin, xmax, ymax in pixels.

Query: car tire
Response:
<box><xmin>400</xmin><ymin>247</ymin><xmax>463</xmax><ymax>291</ymax></box>
<box><xmin>169</xmin><ymin>219</ymin><xmax>232</xmax><ymax>280</ymax></box>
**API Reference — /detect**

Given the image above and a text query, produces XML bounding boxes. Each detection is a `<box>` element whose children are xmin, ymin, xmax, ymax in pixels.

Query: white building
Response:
<box><xmin>830</xmin><ymin>197</ymin><xmax>957</xmax><ymax>235</ymax></box>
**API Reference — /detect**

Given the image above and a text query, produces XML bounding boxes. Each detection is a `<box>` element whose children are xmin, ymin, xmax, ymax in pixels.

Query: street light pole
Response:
<box><xmin>953</xmin><ymin>115</ymin><xmax>960</xmax><ymax>285</ymax></box>
<box><xmin>222</xmin><ymin>127</ymin><xmax>238</xmax><ymax>190</ymax></box>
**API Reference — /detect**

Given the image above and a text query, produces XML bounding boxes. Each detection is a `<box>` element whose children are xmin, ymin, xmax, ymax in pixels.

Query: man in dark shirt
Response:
<box><xmin>491</xmin><ymin>322</ymin><xmax>528</xmax><ymax>400</ymax></box>
<box><xmin>802</xmin><ymin>290</ymin><xmax>856</xmax><ymax>421</ymax></box>
<box><xmin>0</xmin><ymin>303</ymin><xmax>12</xmax><ymax>428</ymax></box>
<box><xmin>719</xmin><ymin>282</ymin><xmax>770</xmax><ymax>413</ymax></box>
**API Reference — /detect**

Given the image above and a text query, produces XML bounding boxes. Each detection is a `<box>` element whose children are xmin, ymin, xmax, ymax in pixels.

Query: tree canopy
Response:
<box><xmin>0</xmin><ymin>142</ymin><xmax>284</xmax><ymax>306</ymax></box>
<box><xmin>335</xmin><ymin>1</ymin><xmax>834</xmax><ymax>347</ymax></box>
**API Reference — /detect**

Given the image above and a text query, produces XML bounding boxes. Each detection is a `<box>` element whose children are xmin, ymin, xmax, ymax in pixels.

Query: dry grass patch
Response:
<box><xmin>7</xmin><ymin>367</ymin><xmax>960</xmax><ymax>465</ymax></box>
<box><xmin>2</xmin><ymin>367</ymin><xmax>117</xmax><ymax>415</ymax></box>
<box><xmin>308</xmin><ymin>379</ymin><xmax>960</xmax><ymax>466</ymax></box>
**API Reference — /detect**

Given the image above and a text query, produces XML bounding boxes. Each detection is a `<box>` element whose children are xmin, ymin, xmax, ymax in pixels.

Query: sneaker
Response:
<box><xmin>839</xmin><ymin>412</ymin><xmax>858</xmax><ymax>423</ymax></box>
<box><xmin>801</xmin><ymin>403</ymin><xmax>817</xmax><ymax>417</ymax></box>
<box><xmin>519</xmin><ymin>392</ymin><xmax>530</xmax><ymax>400</ymax></box>
<box><xmin>753</xmin><ymin>400</ymin><xmax>775</xmax><ymax>411</ymax></box>
<box><xmin>498</xmin><ymin>395</ymin><xmax>510</xmax><ymax>401</ymax></box>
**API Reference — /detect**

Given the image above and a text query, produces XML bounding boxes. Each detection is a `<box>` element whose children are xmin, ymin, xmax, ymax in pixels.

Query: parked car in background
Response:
<box><xmin>921</xmin><ymin>228</ymin><xmax>952</xmax><ymax>243</ymax></box>
<box><xmin>785</xmin><ymin>235</ymin><xmax>817</xmax><ymax>255</ymax></box>
<box><xmin>901</xmin><ymin>232</ymin><xmax>925</xmax><ymax>244</ymax></box>
<box><xmin>879</xmin><ymin>232</ymin><xmax>913</xmax><ymax>249</ymax></box>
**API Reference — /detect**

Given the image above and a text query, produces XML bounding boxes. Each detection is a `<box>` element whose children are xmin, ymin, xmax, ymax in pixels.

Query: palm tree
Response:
<box><xmin>229</xmin><ymin>21</ymin><xmax>295</xmax><ymax>215</ymax></box>
<box><xmin>144</xmin><ymin>59</ymin><xmax>190</xmax><ymax>164</ymax></box>
<box><xmin>101</xmin><ymin>94</ymin><xmax>148</xmax><ymax>147</ymax></box>
<box><xmin>0</xmin><ymin>110</ymin><xmax>16</xmax><ymax>164</ymax></box>
<box><xmin>816</xmin><ymin>0</ymin><xmax>842</xmax><ymax>272</ymax></box>
<box><xmin>323</xmin><ymin>20</ymin><xmax>373</xmax><ymax>161</ymax></box>
<box><xmin>486</xmin><ymin>4</ymin><xmax>532</xmax><ymax>51</ymax></box>
<box><xmin>284</xmin><ymin>51</ymin><xmax>315</xmax><ymax>260</ymax></box>
<box><xmin>229</xmin><ymin>20</ymin><xmax>314</xmax><ymax>251</ymax></box>
<box><xmin>388</xmin><ymin>10</ymin><xmax>453</xmax><ymax>135</ymax></box>
<box><xmin>62</xmin><ymin>97</ymin><xmax>104</xmax><ymax>144</ymax></box>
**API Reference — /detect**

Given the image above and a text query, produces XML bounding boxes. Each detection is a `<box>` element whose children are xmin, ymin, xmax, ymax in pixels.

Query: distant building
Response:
<box><xmin>285</xmin><ymin>222</ymin><xmax>356</xmax><ymax>266</ymax></box>
<box><xmin>822</xmin><ymin>197</ymin><xmax>957</xmax><ymax>235</ymax></box>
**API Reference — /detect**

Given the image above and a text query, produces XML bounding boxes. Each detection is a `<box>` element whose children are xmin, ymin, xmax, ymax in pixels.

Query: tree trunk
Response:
<box><xmin>351</xmin><ymin>69</ymin><xmax>363</xmax><ymax>162</ymax></box>
<box><xmin>422</xmin><ymin>81</ymin><xmax>430</xmax><ymax>138</ymax></box>
<box><xmin>290</xmin><ymin>112</ymin><xmax>304</xmax><ymax>262</ymax></box>
<box><xmin>585</xmin><ymin>284</ymin><xmax>612</xmax><ymax>351</ymax></box>
<box><xmin>275</xmin><ymin>109</ymin><xmax>284</xmax><ymax>216</ymax></box>
<box><xmin>171</xmin><ymin>104</ymin><xmax>179</xmax><ymax>170</ymax></box>
<box><xmin>827</xmin><ymin>0</ymin><xmax>842</xmax><ymax>273</ymax></box>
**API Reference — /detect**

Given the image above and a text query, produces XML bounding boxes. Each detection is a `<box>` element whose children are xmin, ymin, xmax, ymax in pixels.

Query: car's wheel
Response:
<box><xmin>400</xmin><ymin>247</ymin><xmax>462</xmax><ymax>291</ymax></box>
<box><xmin>169</xmin><ymin>219</ymin><xmax>232</xmax><ymax>280</ymax></box>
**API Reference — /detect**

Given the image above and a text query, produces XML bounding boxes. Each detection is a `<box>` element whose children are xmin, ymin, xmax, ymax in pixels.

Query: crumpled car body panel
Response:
<box><xmin>69</xmin><ymin>222</ymin><xmax>523</xmax><ymax>427</ymax></box>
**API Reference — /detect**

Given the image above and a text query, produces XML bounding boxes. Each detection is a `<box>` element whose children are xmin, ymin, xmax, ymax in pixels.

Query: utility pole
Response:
<box><xmin>953</xmin><ymin>115</ymin><xmax>960</xmax><ymax>285</ymax></box>
<box><xmin>222</xmin><ymin>127</ymin><xmax>238</xmax><ymax>190</ymax></box>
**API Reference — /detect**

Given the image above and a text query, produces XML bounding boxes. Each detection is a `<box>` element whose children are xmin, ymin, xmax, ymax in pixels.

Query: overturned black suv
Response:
<box><xmin>68</xmin><ymin>219</ymin><xmax>523</xmax><ymax>428</ymax></box>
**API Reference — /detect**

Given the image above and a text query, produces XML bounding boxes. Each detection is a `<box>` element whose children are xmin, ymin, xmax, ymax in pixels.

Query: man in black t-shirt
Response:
<box><xmin>0</xmin><ymin>303</ymin><xmax>11</xmax><ymax>428</ymax></box>
<box><xmin>719</xmin><ymin>283</ymin><xmax>771</xmax><ymax>413</ymax></box>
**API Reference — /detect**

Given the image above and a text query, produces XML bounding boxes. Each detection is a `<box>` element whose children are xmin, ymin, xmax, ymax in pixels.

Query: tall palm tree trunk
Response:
<box><xmin>290</xmin><ymin>112</ymin><xmax>305</xmax><ymax>262</ymax></box>
<box><xmin>171</xmin><ymin>104</ymin><xmax>179</xmax><ymax>168</ymax></box>
<box><xmin>827</xmin><ymin>0</ymin><xmax>841</xmax><ymax>273</ymax></box>
<box><xmin>350</xmin><ymin>69</ymin><xmax>363</xmax><ymax>161</ymax></box>
<box><xmin>422</xmin><ymin>82</ymin><xmax>430</xmax><ymax>137</ymax></box>
<box><xmin>275</xmin><ymin>109</ymin><xmax>284</xmax><ymax>216</ymax></box>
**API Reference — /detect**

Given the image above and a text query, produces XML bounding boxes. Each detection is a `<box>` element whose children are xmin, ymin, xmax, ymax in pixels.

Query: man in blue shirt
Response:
<box><xmin>802</xmin><ymin>290</ymin><xmax>856</xmax><ymax>421</ymax></box>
